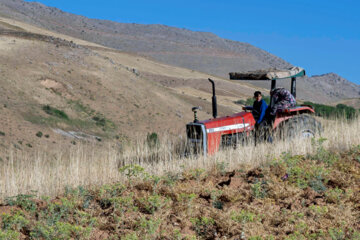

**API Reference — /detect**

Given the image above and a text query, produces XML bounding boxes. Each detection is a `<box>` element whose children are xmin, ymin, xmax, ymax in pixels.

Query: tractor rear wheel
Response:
<box><xmin>276</xmin><ymin>114</ymin><xmax>321</xmax><ymax>140</ymax></box>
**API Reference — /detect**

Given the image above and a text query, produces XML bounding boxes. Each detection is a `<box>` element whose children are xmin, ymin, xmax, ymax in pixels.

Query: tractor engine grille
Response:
<box><xmin>186</xmin><ymin>123</ymin><xmax>206</xmax><ymax>155</ymax></box>
<box><xmin>186</xmin><ymin>124</ymin><xmax>203</xmax><ymax>140</ymax></box>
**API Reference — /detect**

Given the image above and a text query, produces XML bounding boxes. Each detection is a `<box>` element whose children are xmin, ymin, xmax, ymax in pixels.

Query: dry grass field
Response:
<box><xmin>0</xmin><ymin>118</ymin><xmax>359</xmax><ymax>239</ymax></box>
<box><xmin>1</xmin><ymin>117</ymin><xmax>359</xmax><ymax>200</ymax></box>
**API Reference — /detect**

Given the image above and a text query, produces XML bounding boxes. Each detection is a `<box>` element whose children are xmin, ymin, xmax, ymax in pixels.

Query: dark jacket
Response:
<box><xmin>245</xmin><ymin>99</ymin><xmax>268</xmax><ymax>124</ymax></box>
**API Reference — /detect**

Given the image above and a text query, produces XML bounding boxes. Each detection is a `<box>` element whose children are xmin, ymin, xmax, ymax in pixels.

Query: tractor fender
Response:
<box><xmin>273</xmin><ymin>106</ymin><xmax>315</xmax><ymax>129</ymax></box>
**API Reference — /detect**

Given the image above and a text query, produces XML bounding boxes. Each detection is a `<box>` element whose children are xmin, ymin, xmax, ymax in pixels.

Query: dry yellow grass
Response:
<box><xmin>0</xmin><ymin>117</ymin><xmax>359</xmax><ymax>201</ymax></box>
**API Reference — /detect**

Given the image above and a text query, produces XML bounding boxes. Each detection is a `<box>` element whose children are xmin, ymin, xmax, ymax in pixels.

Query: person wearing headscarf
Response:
<box><xmin>269</xmin><ymin>88</ymin><xmax>296</xmax><ymax>116</ymax></box>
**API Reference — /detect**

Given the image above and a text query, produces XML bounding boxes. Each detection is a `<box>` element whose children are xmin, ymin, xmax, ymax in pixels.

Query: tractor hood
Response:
<box><xmin>199</xmin><ymin>111</ymin><xmax>255</xmax><ymax>134</ymax></box>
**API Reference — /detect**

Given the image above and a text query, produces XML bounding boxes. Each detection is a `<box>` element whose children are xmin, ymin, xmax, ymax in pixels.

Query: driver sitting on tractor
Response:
<box><xmin>243</xmin><ymin>91</ymin><xmax>268</xmax><ymax>126</ymax></box>
<box><xmin>269</xmin><ymin>88</ymin><xmax>296</xmax><ymax>116</ymax></box>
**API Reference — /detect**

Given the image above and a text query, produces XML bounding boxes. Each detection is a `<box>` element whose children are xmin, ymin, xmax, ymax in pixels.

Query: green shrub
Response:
<box><xmin>311</xmin><ymin>138</ymin><xmax>338</xmax><ymax>166</ymax></box>
<box><xmin>110</xmin><ymin>195</ymin><xmax>138</xmax><ymax>215</ymax></box>
<box><xmin>0</xmin><ymin>229</ymin><xmax>20</xmax><ymax>240</ymax></box>
<box><xmin>308</xmin><ymin>205</ymin><xmax>328</xmax><ymax>218</ymax></box>
<box><xmin>325</xmin><ymin>187</ymin><xmax>344</xmax><ymax>204</ymax></box>
<box><xmin>234</xmin><ymin>95</ymin><xmax>270</xmax><ymax>106</ymax></box>
<box><xmin>308</xmin><ymin>175</ymin><xmax>327</xmax><ymax>193</ymax></box>
<box><xmin>122</xmin><ymin>232</ymin><xmax>139</xmax><ymax>240</ymax></box>
<box><xmin>99</xmin><ymin>183</ymin><xmax>126</xmax><ymax>199</ymax></box>
<box><xmin>40</xmin><ymin>198</ymin><xmax>76</xmax><ymax>225</ymax></box>
<box><xmin>0</xmin><ymin>131</ymin><xmax>5</xmax><ymax>136</ymax></box>
<box><xmin>119</xmin><ymin>165</ymin><xmax>147</xmax><ymax>185</ymax></box>
<box><xmin>231</xmin><ymin>210</ymin><xmax>257</xmax><ymax>223</ymax></box>
<box><xmin>92</xmin><ymin>115</ymin><xmax>106</xmax><ymax>127</ymax></box>
<box><xmin>64</xmin><ymin>185</ymin><xmax>94</xmax><ymax>209</ymax></box>
<box><xmin>92</xmin><ymin>114</ymin><xmax>116</xmax><ymax>131</ymax></box>
<box><xmin>5</xmin><ymin>193</ymin><xmax>37</xmax><ymax>212</ymax></box>
<box><xmin>42</xmin><ymin>105</ymin><xmax>69</xmax><ymax>120</ymax></box>
<box><xmin>146</xmin><ymin>132</ymin><xmax>159</xmax><ymax>148</ymax></box>
<box><xmin>249</xmin><ymin>236</ymin><xmax>263</xmax><ymax>240</ymax></box>
<box><xmin>163</xmin><ymin>172</ymin><xmax>181</xmax><ymax>187</ymax></box>
<box><xmin>190</xmin><ymin>217</ymin><xmax>215</xmax><ymax>238</ymax></box>
<box><xmin>137</xmin><ymin>217</ymin><xmax>160</xmax><ymax>238</ymax></box>
<box><xmin>234</xmin><ymin>99</ymin><xmax>246</xmax><ymax>105</ymax></box>
<box><xmin>1</xmin><ymin>211</ymin><xmax>29</xmax><ymax>231</ymax></box>
<box><xmin>303</xmin><ymin>101</ymin><xmax>357</xmax><ymax>120</ymax></box>
<box><xmin>68</xmin><ymin>100</ymin><xmax>94</xmax><ymax>115</ymax></box>
<box><xmin>281</xmin><ymin>148</ymin><xmax>330</xmax><ymax>192</ymax></box>
<box><xmin>74</xmin><ymin>210</ymin><xmax>97</xmax><ymax>227</ymax></box>
<box><xmin>215</xmin><ymin>161</ymin><xmax>228</xmax><ymax>176</ymax></box>
<box><xmin>30</xmin><ymin>221</ymin><xmax>91</xmax><ymax>240</ymax></box>
<box><xmin>138</xmin><ymin>194</ymin><xmax>167</xmax><ymax>214</ymax></box>
<box><xmin>36</xmin><ymin>131</ymin><xmax>43</xmax><ymax>138</ymax></box>
<box><xmin>251</xmin><ymin>180</ymin><xmax>267</xmax><ymax>198</ymax></box>
<box><xmin>189</xmin><ymin>168</ymin><xmax>207</xmax><ymax>181</ymax></box>
<box><xmin>351</xmin><ymin>231</ymin><xmax>360</xmax><ymax>240</ymax></box>
<box><xmin>328</xmin><ymin>227</ymin><xmax>346</xmax><ymax>240</ymax></box>
<box><xmin>177</xmin><ymin>193</ymin><xmax>197</xmax><ymax>208</ymax></box>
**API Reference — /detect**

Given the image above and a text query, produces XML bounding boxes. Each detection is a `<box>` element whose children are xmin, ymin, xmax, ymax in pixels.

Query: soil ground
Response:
<box><xmin>0</xmin><ymin>146</ymin><xmax>359</xmax><ymax>239</ymax></box>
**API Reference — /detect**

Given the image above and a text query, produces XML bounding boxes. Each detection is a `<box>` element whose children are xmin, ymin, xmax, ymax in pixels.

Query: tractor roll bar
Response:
<box><xmin>229</xmin><ymin>67</ymin><xmax>305</xmax><ymax>108</ymax></box>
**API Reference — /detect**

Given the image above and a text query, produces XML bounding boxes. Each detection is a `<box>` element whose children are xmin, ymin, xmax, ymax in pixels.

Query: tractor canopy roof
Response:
<box><xmin>229</xmin><ymin>67</ymin><xmax>305</xmax><ymax>80</ymax></box>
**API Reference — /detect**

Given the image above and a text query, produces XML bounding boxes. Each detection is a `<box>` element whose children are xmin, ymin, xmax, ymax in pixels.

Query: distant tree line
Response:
<box><xmin>234</xmin><ymin>95</ymin><xmax>271</xmax><ymax>106</ymax></box>
<box><xmin>303</xmin><ymin>102</ymin><xmax>357</xmax><ymax>119</ymax></box>
<box><xmin>234</xmin><ymin>97</ymin><xmax>358</xmax><ymax>119</ymax></box>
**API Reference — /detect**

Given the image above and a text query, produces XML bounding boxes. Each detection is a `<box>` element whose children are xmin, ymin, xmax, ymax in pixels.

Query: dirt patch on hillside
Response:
<box><xmin>40</xmin><ymin>78</ymin><xmax>72</xmax><ymax>98</ymax></box>
<box><xmin>0</xmin><ymin>20</ymin><xmax>25</xmax><ymax>31</ymax></box>
<box><xmin>0</xmin><ymin>29</ymin><xmax>80</xmax><ymax>48</ymax></box>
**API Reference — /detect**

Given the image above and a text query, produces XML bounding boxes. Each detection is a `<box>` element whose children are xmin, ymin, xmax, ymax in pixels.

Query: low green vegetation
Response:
<box><xmin>24</xmin><ymin>103</ymin><xmax>116</xmax><ymax>134</ymax></box>
<box><xmin>42</xmin><ymin>105</ymin><xmax>69</xmax><ymax>120</ymax></box>
<box><xmin>303</xmin><ymin>102</ymin><xmax>357</xmax><ymax>119</ymax></box>
<box><xmin>67</xmin><ymin>100</ymin><xmax>95</xmax><ymax>116</ymax></box>
<box><xmin>234</xmin><ymin>95</ymin><xmax>271</xmax><ymax>106</ymax></box>
<box><xmin>146</xmin><ymin>132</ymin><xmax>159</xmax><ymax>149</ymax></box>
<box><xmin>230</xmin><ymin>210</ymin><xmax>258</xmax><ymax>223</ymax></box>
<box><xmin>1</xmin><ymin>141</ymin><xmax>359</xmax><ymax>239</ymax></box>
<box><xmin>35</xmin><ymin>131</ymin><xmax>43</xmax><ymax>138</ymax></box>
<box><xmin>234</xmin><ymin>97</ymin><xmax>357</xmax><ymax>120</ymax></box>
<box><xmin>190</xmin><ymin>217</ymin><xmax>215</xmax><ymax>239</ymax></box>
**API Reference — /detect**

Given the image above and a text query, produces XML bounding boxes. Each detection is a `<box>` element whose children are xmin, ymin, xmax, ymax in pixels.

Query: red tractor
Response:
<box><xmin>186</xmin><ymin>67</ymin><xmax>321</xmax><ymax>155</ymax></box>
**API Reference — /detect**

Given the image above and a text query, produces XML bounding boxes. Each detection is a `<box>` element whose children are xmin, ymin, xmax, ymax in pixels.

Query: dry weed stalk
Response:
<box><xmin>0</xmin><ymin>117</ymin><xmax>359</xmax><ymax>201</ymax></box>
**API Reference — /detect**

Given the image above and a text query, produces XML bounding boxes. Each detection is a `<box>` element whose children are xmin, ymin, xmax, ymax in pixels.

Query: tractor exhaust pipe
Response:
<box><xmin>208</xmin><ymin>78</ymin><xmax>217</xmax><ymax>119</ymax></box>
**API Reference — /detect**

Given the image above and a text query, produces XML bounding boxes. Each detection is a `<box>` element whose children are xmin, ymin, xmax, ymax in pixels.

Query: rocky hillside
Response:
<box><xmin>1</xmin><ymin>0</ymin><xmax>359</xmax><ymax>104</ymax></box>
<box><xmin>308</xmin><ymin>73</ymin><xmax>360</xmax><ymax>100</ymax></box>
<box><xmin>0</xmin><ymin>16</ymin><xmax>263</xmax><ymax>151</ymax></box>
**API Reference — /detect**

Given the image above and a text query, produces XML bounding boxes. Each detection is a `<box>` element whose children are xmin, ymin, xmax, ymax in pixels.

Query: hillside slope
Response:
<box><xmin>0</xmin><ymin>17</ymin><xmax>261</xmax><ymax>151</ymax></box>
<box><xmin>0</xmin><ymin>0</ymin><xmax>359</xmax><ymax>104</ymax></box>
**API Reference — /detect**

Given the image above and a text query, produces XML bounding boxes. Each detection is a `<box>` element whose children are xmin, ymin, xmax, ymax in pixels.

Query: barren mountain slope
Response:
<box><xmin>0</xmin><ymin>17</ymin><xmax>262</xmax><ymax>151</ymax></box>
<box><xmin>308</xmin><ymin>73</ymin><xmax>360</xmax><ymax>99</ymax></box>
<box><xmin>334</xmin><ymin>98</ymin><xmax>360</xmax><ymax>109</ymax></box>
<box><xmin>1</xmin><ymin>0</ymin><xmax>359</xmax><ymax>104</ymax></box>
<box><xmin>0</xmin><ymin>0</ymin><xmax>291</xmax><ymax>75</ymax></box>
